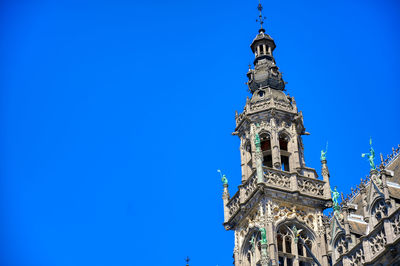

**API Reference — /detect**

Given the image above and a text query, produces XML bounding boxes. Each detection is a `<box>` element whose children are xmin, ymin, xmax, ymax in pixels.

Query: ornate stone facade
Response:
<box><xmin>221</xmin><ymin>4</ymin><xmax>400</xmax><ymax>266</ymax></box>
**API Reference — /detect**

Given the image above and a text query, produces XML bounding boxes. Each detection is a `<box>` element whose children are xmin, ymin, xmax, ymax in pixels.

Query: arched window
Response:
<box><xmin>241</xmin><ymin>230</ymin><xmax>264</xmax><ymax>266</ymax></box>
<box><xmin>279</xmin><ymin>134</ymin><xmax>289</xmax><ymax>151</ymax></box>
<box><xmin>371</xmin><ymin>199</ymin><xmax>388</xmax><ymax>224</ymax></box>
<box><xmin>260</xmin><ymin>133</ymin><xmax>272</xmax><ymax>168</ymax></box>
<box><xmin>279</xmin><ymin>133</ymin><xmax>290</xmax><ymax>171</ymax></box>
<box><xmin>259</xmin><ymin>45</ymin><xmax>265</xmax><ymax>55</ymax></box>
<box><xmin>277</xmin><ymin>224</ymin><xmax>315</xmax><ymax>266</ymax></box>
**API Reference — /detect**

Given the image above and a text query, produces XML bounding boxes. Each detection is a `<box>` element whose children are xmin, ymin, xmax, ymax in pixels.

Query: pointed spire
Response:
<box><xmin>256</xmin><ymin>0</ymin><xmax>266</xmax><ymax>32</ymax></box>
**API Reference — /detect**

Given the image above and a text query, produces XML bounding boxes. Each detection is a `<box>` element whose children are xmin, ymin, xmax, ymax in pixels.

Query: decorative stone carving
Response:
<box><xmin>335</xmin><ymin>235</ymin><xmax>348</xmax><ymax>257</ymax></box>
<box><xmin>242</xmin><ymin>174</ymin><xmax>258</xmax><ymax>202</ymax></box>
<box><xmin>297</xmin><ymin>176</ymin><xmax>324</xmax><ymax>196</ymax></box>
<box><xmin>369</xmin><ymin>227</ymin><xmax>387</xmax><ymax>256</ymax></box>
<box><xmin>348</xmin><ymin>245</ymin><xmax>365</xmax><ymax>266</ymax></box>
<box><xmin>227</xmin><ymin>193</ymin><xmax>240</xmax><ymax>216</ymax></box>
<box><xmin>391</xmin><ymin>210</ymin><xmax>400</xmax><ymax>237</ymax></box>
<box><xmin>263</xmin><ymin>169</ymin><xmax>290</xmax><ymax>188</ymax></box>
<box><xmin>371</xmin><ymin>199</ymin><xmax>388</xmax><ymax>222</ymax></box>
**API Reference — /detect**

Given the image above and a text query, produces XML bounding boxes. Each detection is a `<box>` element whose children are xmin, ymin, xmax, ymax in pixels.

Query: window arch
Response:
<box><xmin>276</xmin><ymin>224</ymin><xmax>315</xmax><ymax>266</ymax></box>
<box><xmin>241</xmin><ymin>230</ymin><xmax>263</xmax><ymax>266</ymax></box>
<box><xmin>260</xmin><ymin>132</ymin><xmax>272</xmax><ymax>168</ymax></box>
<box><xmin>371</xmin><ymin>198</ymin><xmax>387</xmax><ymax>224</ymax></box>
<box><xmin>279</xmin><ymin>132</ymin><xmax>290</xmax><ymax>172</ymax></box>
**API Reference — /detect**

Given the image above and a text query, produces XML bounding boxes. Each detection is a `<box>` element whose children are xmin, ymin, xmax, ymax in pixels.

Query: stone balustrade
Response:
<box><xmin>224</xmin><ymin>167</ymin><xmax>329</xmax><ymax>223</ymax></box>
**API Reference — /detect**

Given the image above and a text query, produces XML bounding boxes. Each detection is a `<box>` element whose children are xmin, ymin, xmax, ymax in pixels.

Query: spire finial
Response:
<box><xmin>256</xmin><ymin>0</ymin><xmax>266</xmax><ymax>31</ymax></box>
<box><xmin>185</xmin><ymin>256</ymin><xmax>190</xmax><ymax>266</ymax></box>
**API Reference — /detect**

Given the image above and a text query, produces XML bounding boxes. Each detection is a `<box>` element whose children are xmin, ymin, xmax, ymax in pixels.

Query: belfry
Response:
<box><xmin>221</xmin><ymin>2</ymin><xmax>400</xmax><ymax>266</ymax></box>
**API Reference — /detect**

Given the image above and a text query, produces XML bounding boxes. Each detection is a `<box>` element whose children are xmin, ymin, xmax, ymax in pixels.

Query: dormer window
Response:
<box><xmin>258</xmin><ymin>91</ymin><xmax>265</xmax><ymax>98</ymax></box>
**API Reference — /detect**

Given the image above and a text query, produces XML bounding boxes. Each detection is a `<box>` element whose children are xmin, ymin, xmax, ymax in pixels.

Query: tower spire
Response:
<box><xmin>256</xmin><ymin>0</ymin><xmax>266</xmax><ymax>31</ymax></box>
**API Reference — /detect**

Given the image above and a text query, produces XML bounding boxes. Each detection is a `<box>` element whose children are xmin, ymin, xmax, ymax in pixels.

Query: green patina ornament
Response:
<box><xmin>217</xmin><ymin>169</ymin><xmax>228</xmax><ymax>185</ymax></box>
<box><xmin>259</xmin><ymin>228</ymin><xmax>267</xmax><ymax>245</ymax></box>
<box><xmin>254</xmin><ymin>133</ymin><xmax>261</xmax><ymax>152</ymax></box>
<box><xmin>292</xmin><ymin>225</ymin><xmax>303</xmax><ymax>244</ymax></box>
<box><xmin>221</xmin><ymin>174</ymin><xmax>228</xmax><ymax>185</ymax></box>
<box><xmin>331</xmin><ymin>186</ymin><xmax>340</xmax><ymax>212</ymax></box>
<box><xmin>320</xmin><ymin>142</ymin><xmax>328</xmax><ymax>161</ymax></box>
<box><xmin>361</xmin><ymin>138</ymin><xmax>376</xmax><ymax>170</ymax></box>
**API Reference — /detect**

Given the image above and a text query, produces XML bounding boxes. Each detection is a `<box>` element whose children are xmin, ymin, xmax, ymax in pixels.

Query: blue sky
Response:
<box><xmin>1</xmin><ymin>0</ymin><xmax>399</xmax><ymax>265</ymax></box>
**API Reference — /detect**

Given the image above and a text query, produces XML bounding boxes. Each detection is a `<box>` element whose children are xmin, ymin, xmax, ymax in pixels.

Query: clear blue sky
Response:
<box><xmin>1</xmin><ymin>0</ymin><xmax>399</xmax><ymax>265</ymax></box>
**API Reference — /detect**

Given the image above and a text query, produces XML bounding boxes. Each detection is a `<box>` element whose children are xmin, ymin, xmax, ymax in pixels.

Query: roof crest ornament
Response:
<box><xmin>256</xmin><ymin>0</ymin><xmax>266</xmax><ymax>31</ymax></box>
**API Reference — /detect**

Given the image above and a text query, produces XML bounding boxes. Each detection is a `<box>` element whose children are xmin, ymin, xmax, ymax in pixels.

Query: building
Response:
<box><xmin>221</xmin><ymin>3</ymin><xmax>400</xmax><ymax>266</ymax></box>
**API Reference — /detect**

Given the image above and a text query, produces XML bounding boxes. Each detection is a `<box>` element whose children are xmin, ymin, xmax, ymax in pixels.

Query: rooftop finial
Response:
<box><xmin>256</xmin><ymin>0</ymin><xmax>266</xmax><ymax>31</ymax></box>
<box><xmin>185</xmin><ymin>256</ymin><xmax>190</xmax><ymax>266</ymax></box>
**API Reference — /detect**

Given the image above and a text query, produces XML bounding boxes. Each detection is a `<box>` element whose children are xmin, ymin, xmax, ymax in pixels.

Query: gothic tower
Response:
<box><xmin>222</xmin><ymin>4</ymin><xmax>332</xmax><ymax>266</ymax></box>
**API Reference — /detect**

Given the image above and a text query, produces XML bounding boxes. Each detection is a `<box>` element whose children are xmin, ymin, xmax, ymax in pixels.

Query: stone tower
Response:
<box><xmin>222</xmin><ymin>4</ymin><xmax>332</xmax><ymax>266</ymax></box>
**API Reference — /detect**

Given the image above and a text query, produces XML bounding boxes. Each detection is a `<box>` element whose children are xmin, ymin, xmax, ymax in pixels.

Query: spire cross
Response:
<box><xmin>256</xmin><ymin>0</ymin><xmax>266</xmax><ymax>29</ymax></box>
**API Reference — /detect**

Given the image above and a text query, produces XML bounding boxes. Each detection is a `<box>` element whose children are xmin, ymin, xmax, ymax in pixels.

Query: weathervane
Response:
<box><xmin>256</xmin><ymin>0</ymin><xmax>266</xmax><ymax>29</ymax></box>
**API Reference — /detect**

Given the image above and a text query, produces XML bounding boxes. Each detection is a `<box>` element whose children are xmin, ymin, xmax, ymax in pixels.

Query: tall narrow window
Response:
<box><xmin>279</xmin><ymin>134</ymin><xmax>289</xmax><ymax>151</ymax></box>
<box><xmin>281</xmin><ymin>156</ymin><xmax>289</xmax><ymax>172</ymax></box>
<box><xmin>260</xmin><ymin>133</ymin><xmax>272</xmax><ymax>168</ymax></box>
<box><xmin>279</xmin><ymin>133</ymin><xmax>290</xmax><ymax>172</ymax></box>
<box><xmin>259</xmin><ymin>45</ymin><xmax>265</xmax><ymax>55</ymax></box>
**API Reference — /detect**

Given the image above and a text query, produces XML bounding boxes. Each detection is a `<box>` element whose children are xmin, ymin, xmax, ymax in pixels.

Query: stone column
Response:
<box><xmin>266</xmin><ymin>202</ymin><xmax>278</xmax><ymax>266</ymax></box>
<box><xmin>290</xmin><ymin>133</ymin><xmax>301</xmax><ymax>171</ymax></box>
<box><xmin>321</xmin><ymin>160</ymin><xmax>332</xmax><ymax>199</ymax></box>
<box><xmin>222</xmin><ymin>183</ymin><xmax>230</xmax><ymax>223</ymax></box>
<box><xmin>381</xmin><ymin>169</ymin><xmax>391</xmax><ymax>205</ymax></box>
<box><xmin>359</xmin><ymin>181</ymin><xmax>369</xmax><ymax>223</ymax></box>
<box><xmin>270</xmin><ymin>119</ymin><xmax>281</xmax><ymax>169</ymax></box>
<box><xmin>341</xmin><ymin>202</ymin><xmax>351</xmax><ymax>240</ymax></box>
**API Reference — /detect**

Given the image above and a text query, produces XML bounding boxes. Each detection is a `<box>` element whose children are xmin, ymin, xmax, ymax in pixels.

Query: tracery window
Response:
<box><xmin>277</xmin><ymin>224</ymin><xmax>315</xmax><ymax>266</ymax></box>
<box><xmin>241</xmin><ymin>230</ymin><xmax>263</xmax><ymax>266</ymax></box>
<box><xmin>371</xmin><ymin>199</ymin><xmax>388</xmax><ymax>224</ymax></box>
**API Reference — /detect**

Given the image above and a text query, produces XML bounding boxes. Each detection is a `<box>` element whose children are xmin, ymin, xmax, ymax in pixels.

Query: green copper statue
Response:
<box><xmin>260</xmin><ymin>228</ymin><xmax>267</xmax><ymax>244</ymax></box>
<box><xmin>320</xmin><ymin>142</ymin><xmax>328</xmax><ymax>161</ymax></box>
<box><xmin>254</xmin><ymin>133</ymin><xmax>261</xmax><ymax>152</ymax></box>
<box><xmin>331</xmin><ymin>186</ymin><xmax>340</xmax><ymax>212</ymax></box>
<box><xmin>221</xmin><ymin>174</ymin><xmax>228</xmax><ymax>185</ymax></box>
<box><xmin>291</xmin><ymin>225</ymin><xmax>303</xmax><ymax>244</ymax></box>
<box><xmin>361</xmin><ymin>138</ymin><xmax>376</xmax><ymax>170</ymax></box>
<box><xmin>217</xmin><ymin>169</ymin><xmax>228</xmax><ymax>185</ymax></box>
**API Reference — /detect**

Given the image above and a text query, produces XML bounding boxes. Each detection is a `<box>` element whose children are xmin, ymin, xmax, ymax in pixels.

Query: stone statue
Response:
<box><xmin>260</xmin><ymin>228</ymin><xmax>267</xmax><ymax>244</ymax></box>
<box><xmin>361</xmin><ymin>138</ymin><xmax>376</xmax><ymax>170</ymax></box>
<box><xmin>320</xmin><ymin>142</ymin><xmax>328</xmax><ymax>161</ymax></box>
<box><xmin>331</xmin><ymin>186</ymin><xmax>340</xmax><ymax>211</ymax></box>
<box><xmin>217</xmin><ymin>169</ymin><xmax>228</xmax><ymax>185</ymax></box>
